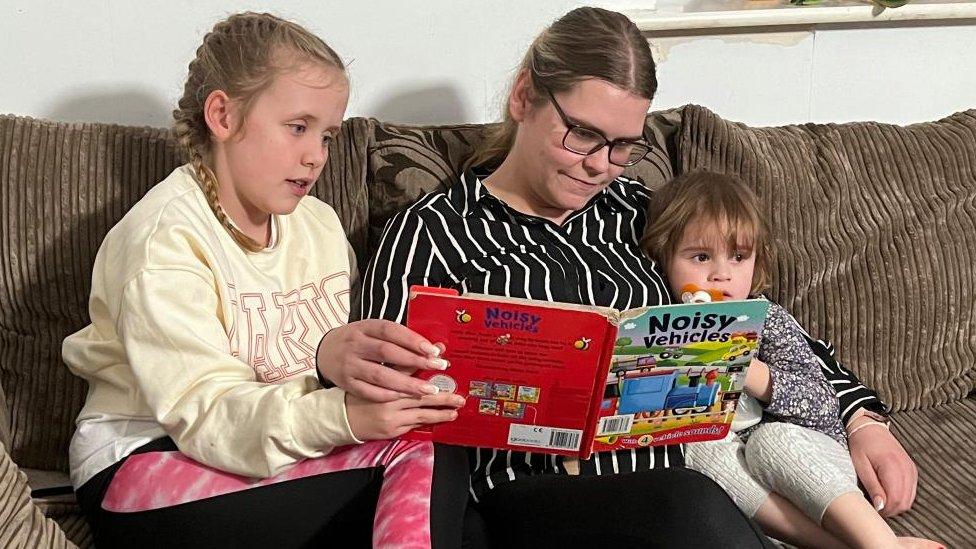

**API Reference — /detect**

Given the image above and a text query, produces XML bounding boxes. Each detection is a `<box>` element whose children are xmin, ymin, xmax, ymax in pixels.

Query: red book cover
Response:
<box><xmin>403</xmin><ymin>286</ymin><xmax>616</xmax><ymax>458</ymax></box>
<box><xmin>403</xmin><ymin>286</ymin><xmax>771</xmax><ymax>456</ymax></box>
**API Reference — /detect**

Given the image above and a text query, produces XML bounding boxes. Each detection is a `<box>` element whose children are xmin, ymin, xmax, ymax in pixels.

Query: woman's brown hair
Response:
<box><xmin>172</xmin><ymin>12</ymin><xmax>345</xmax><ymax>252</ymax></box>
<box><xmin>467</xmin><ymin>7</ymin><xmax>657</xmax><ymax>169</ymax></box>
<box><xmin>641</xmin><ymin>171</ymin><xmax>774</xmax><ymax>296</ymax></box>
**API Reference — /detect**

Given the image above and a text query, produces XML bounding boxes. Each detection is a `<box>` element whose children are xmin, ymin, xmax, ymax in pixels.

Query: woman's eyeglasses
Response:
<box><xmin>544</xmin><ymin>87</ymin><xmax>651</xmax><ymax>167</ymax></box>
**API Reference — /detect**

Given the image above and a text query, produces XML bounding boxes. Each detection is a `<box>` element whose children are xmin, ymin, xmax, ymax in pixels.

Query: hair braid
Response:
<box><xmin>171</xmin><ymin>11</ymin><xmax>345</xmax><ymax>253</ymax></box>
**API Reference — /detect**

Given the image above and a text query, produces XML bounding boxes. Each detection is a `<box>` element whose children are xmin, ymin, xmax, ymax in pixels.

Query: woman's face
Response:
<box><xmin>511</xmin><ymin>77</ymin><xmax>650</xmax><ymax>221</ymax></box>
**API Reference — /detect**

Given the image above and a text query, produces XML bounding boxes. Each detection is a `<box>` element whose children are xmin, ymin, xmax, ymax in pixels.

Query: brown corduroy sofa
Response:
<box><xmin>1</xmin><ymin>106</ymin><xmax>973</xmax><ymax>548</ymax></box>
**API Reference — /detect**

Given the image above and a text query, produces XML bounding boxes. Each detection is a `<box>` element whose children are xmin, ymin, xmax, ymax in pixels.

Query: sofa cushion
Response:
<box><xmin>364</xmin><ymin>110</ymin><xmax>681</xmax><ymax>258</ymax></box>
<box><xmin>365</xmin><ymin>121</ymin><xmax>487</xmax><ymax>259</ymax></box>
<box><xmin>888</xmin><ymin>398</ymin><xmax>976</xmax><ymax>547</ymax></box>
<box><xmin>0</xmin><ymin>115</ymin><xmax>372</xmax><ymax>472</ymax></box>
<box><xmin>31</xmin><ymin>492</ymin><xmax>90</xmax><ymax>549</ymax></box>
<box><xmin>310</xmin><ymin>117</ymin><xmax>372</xmax><ymax>267</ymax></box>
<box><xmin>675</xmin><ymin>106</ymin><xmax>976</xmax><ymax>411</ymax></box>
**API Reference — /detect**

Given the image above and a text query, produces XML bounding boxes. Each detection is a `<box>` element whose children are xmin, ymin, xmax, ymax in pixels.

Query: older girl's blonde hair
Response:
<box><xmin>173</xmin><ymin>12</ymin><xmax>345</xmax><ymax>252</ymax></box>
<box><xmin>641</xmin><ymin>171</ymin><xmax>774</xmax><ymax>296</ymax></box>
<box><xmin>466</xmin><ymin>7</ymin><xmax>657</xmax><ymax>169</ymax></box>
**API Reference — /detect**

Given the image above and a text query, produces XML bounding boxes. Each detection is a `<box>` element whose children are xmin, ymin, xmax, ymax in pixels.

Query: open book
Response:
<box><xmin>402</xmin><ymin>286</ymin><xmax>770</xmax><ymax>458</ymax></box>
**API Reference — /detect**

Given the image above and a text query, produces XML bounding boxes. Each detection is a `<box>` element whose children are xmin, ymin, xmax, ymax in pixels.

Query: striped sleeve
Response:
<box><xmin>357</xmin><ymin>204</ymin><xmax>447</xmax><ymax>323</ymax></box>
<box><xmin>804</xmin><ymin>336</ymin><xmax>890</xmax><ymax>424</ymax></box>
<box><xmin>757</xmin><ymin>304</ymin><xmax>842</xmax><ymax>433</ymax></box>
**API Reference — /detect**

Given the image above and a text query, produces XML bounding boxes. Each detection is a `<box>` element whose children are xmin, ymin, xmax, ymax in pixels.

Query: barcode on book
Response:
<box><xmin>548</xmin><ymin>429</ymin><xmax>582</xmax><ymax>450</ymax></box>
<box><xmin>597</xmin><ymin>415</ymin><xmax>635</xmax><ymax>436</ymax></box>
<box><xmin>508</xmin><ymin>425</ymin><xmax>583</xmax><ymax>451</ymax></box>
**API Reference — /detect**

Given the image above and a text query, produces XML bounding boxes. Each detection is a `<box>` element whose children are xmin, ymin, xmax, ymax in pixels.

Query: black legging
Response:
<box><xmin>473</xmin><ymin>467</ymin><xmax>775</xmax><ymax>548</ymax></box>
<box><xmin>76</xmin><ymin>438</ymin><xmax>470</xmax><ymax>549</ymax></box>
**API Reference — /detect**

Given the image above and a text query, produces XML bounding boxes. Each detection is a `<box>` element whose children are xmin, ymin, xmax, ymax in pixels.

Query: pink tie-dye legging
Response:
<box><xmin>101</xmin><ymin>439</ymin><xmax>436</xmax><ymax>548</ymax></box>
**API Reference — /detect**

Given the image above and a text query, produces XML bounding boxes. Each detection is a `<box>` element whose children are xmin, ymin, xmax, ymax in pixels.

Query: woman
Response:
<box><xmin>325</xmin><ymin>7</ymin><xmax>914</xmax><ymax>547</ymax></box>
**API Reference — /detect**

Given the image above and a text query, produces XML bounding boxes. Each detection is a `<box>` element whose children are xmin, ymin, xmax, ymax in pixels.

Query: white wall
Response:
<box><xmin>2</xmin><ymin>1</ymin><xmax>974</xmax><ymax>128</ymax></box>
<box><xmin>648</xmin><ymin>23</ymin><xmax>976</xmax><ymax>126</ymax></box>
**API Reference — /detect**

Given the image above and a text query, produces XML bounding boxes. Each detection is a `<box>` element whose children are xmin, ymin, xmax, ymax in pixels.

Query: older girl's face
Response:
<box><xmin>511</xmin><ymin>77</ymin><xmax>650</xmax><ymax>222</ymax></box>
<box><xmin>211</xmin><ymin>63</ymin><xmax>348</xmax><ymax>232</ymax></box>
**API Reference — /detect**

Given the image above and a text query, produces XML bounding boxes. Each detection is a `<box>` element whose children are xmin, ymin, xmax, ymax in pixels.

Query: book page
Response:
<box><xmin>594</xmin><ymin>299</ymin><xmax>771</xmax><ymax>450</ymax></box>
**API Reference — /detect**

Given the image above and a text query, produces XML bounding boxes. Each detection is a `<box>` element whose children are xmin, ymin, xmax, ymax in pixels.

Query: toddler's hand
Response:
<box><xmin>743</xmin><ymin>358</ymin><xmax>772</xmax><ymax>404</ymax></box>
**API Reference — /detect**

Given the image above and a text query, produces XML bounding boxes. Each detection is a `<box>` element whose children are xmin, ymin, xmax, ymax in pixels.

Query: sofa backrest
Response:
<box><xmin>674</xmin><ymin>105</ymin><xmax>976</xmax><ymax>411</ymax></box>
<box><xmin>0</xmin><ymin>116</ymin><xmax>179</xmax><ymax>471</ymax></box>
<box><xmin>0</xmin><ymin>112</ymin><xmax>676</xmax><ymax>472</ymax></box>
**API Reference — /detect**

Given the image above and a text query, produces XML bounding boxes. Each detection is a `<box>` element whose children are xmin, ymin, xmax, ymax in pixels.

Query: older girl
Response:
<box><xmin>64</xmin><ymin>13</ymin><xmax>466</xmax><ymax>548</ymax></box>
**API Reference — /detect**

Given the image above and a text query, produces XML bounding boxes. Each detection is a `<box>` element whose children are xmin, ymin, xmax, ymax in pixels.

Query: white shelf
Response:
<box><xmin>627</xmin><ymin>2</ymin><xmax>976</xmax><ymax>32</ymax></box>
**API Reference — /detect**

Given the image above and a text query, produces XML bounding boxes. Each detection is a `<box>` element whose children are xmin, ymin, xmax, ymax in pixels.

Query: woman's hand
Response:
<box><xmin>345</xmin><ymin>391</ymin><xmax>466</xmax><ymax>441</ymax></box>
<box><xmin>317</xmin><ymin>319</ymin><xmax>449</xmax><ymax>402</ymax></box>
<box><xmin>847</xmin><ymin>411</ymin><xmax>917</xmax><ymax>517</ymax></box>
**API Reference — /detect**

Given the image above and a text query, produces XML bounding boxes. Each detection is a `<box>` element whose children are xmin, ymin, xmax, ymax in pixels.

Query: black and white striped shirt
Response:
<box><xmin>357</xmin><ymin>169</ymin><xmax>886</xmax><ymax>500</ymax></box>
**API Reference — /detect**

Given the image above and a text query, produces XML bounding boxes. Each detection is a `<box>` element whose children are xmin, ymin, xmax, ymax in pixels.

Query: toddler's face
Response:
<box><xmin>665</xmin><ymin>218</ymin><xmax>756</xmax><ymax>301</ymax></box>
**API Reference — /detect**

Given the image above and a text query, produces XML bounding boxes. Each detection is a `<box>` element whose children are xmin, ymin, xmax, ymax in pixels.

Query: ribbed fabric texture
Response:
<box><xmin>0</xmin><ymin>115</ymin><xmax>180</xmax><ymax>472</ymax></box>
<box><xmin>677</xmin><ymin>105</ymin><xmax>976</xmax><ymax>412</ymax></box>
<box><xmin>0</xmin><ymin>443</ymin><xmax>75</xmax><ymax>548</ymax></box>
<box><xmin>0</xmin><ymin>376</ymin><xmax>11</xmax><ymax>450</ymax></box>
<box><xmin>888</xmin><ymin>398</ymin><xmax>976</xmax><ymax>546</ymax></box>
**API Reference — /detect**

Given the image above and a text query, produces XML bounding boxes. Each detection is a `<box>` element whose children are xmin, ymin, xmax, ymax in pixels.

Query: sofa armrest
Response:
<box><xmin>0</xmin><ymin>442</ymin><xmax>75</xmax><ymax>548</ymax></box>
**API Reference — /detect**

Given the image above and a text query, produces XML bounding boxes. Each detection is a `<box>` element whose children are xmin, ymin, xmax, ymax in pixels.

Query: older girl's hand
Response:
<box><xmin>345</xmin><ymin>391</ymin><xmax>466</xmax><ymax>441</ymax></box>
<box><xmin>316</xmin><ymin>319</ymin><xmax>449</xmax><ymax>402</ymax></box>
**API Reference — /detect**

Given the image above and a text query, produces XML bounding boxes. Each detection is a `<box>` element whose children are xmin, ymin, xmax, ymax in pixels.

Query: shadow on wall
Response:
<box><xmin>44</xmin><ymin>88</ymin><xmax>172</xmax><ymax>127</ymax></box>
<box><xmin>367</xmin><ymin>83</ymin><xmax>474</xmax><ymax>125</ymax></box>
<box><xmin>45</xmin><ymin>85</ymin><xmax>478</xmax><ymax>127</ymax></box>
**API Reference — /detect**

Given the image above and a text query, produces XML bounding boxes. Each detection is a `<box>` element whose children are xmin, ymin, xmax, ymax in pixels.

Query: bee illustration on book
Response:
<box><xmin>455</xmin><ymin>309</ymin><xmax>472</xmax><ymax>323</ymax></box>
<box><xmin>496</xmin><ymin>333</ymin><xmax>512</xmax><ymax>345</ymax></box>
<box><xmin>573</xmin><ymin>337</ymin><xmax>591</xmax><ymax>350</ymax></box>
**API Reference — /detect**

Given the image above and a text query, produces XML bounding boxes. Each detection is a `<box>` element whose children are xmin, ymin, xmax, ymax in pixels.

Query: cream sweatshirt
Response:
<box><xmin>63</xmin><ymin>165</ymin><xmax>360</xmax><ymax>487</ymax></box>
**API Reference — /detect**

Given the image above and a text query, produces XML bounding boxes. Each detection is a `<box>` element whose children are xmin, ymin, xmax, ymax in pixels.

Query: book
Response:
<box><xmin>402</xmin><ymin>285</ymin><xmax>770</xmax><ymax>459</ymax></box>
